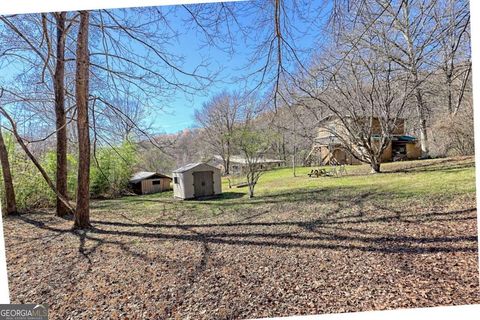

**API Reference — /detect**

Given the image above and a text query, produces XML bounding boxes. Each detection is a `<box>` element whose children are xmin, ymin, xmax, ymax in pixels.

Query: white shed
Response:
<box><xmin>172</xmin><ymin>162</ymin><xmax>222</xmax><ymax>200</ymax></box>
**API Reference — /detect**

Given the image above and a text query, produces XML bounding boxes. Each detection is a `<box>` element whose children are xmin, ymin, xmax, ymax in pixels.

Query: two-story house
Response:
<box><xmin>306</xmin><ymin>116</ymin><xmax>421</xmax><ymax>165</ymax></box>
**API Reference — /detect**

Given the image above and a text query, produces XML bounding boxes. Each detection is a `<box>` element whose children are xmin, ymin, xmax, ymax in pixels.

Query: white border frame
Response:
<box><xmin>0</xmin><ymin>1</ymin><xmax>478</xmax><ymax>319</ymax></box>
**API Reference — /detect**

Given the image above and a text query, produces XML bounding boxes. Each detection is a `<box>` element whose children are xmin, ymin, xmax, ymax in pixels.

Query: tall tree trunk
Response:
<box><xmin>292</xmin><ymin>118</ymin><xmax>296</xmax><ymax>177</ymax></box>
<box><xmin>225</xmin><ymin>157</ymin><xmax>230</xmax><ymax>175</ymax></box>
<box><xmin>446</xmin><ymin>68</ymin><xmax>453</xmax><ymax>114</ymax></box>
<box><xmin>401</xmin><ymin>1</ymin><xmax>429</xmax><ymax>158</ymax></box>
<box><xmin>370</xmin><ymin>157</ymin><xmax>381</xmax><ymax>173</ymax></box>
<box><xmin>225</xmin><ymin>140</ymin><xmax>230</xmax><ymax>175</ymax></box>
<box><xmin>54</xmin><ymin>12</ymin><xmax>69</xmax><ymax>217</ymax></box>
<box><xmin>74</xmin><ymin>11</ymin><xmax>91</xmax><ymax>229</ymax></box>
<box><xmin>248</xmin><ymin>183</ymin><xmax>254</xmax><ymax>198</ymax></box>
<box><xmin>0</xmin><ymin>126</ymin><xmax>17</xmax><ymax>215</ymax></box>
<box><xmin>414</xmin><ymin>86</ymin><xmax>429</xmax><ymax>157</ymax></box>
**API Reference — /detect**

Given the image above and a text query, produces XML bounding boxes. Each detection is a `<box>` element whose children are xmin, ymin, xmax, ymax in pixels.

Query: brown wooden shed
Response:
<box><xmin>129</xmin><ymin>171</ymin><xmax>172</xmax><ymax>195</ymax></box>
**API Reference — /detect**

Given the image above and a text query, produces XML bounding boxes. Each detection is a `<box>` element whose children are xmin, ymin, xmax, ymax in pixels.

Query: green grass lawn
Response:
<box><xmin>93</xmin><ymin>156</ymin><xmax>476</xmax><ymax>220</ymax></box>
<box><xmin>243</xmin><ymin>156</ymin><xmax>476</xmax><ymax>198</ymax></box>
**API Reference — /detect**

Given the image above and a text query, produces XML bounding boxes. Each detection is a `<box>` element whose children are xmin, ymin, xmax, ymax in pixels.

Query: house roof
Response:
<box><xmin>318</xmin><ymin>115</ymin><xmax>407</xmax><ymax>125</ymax></box>
<box><xmin>395</xmin><ymin>135</ymin><xmax>417</xmax><ymax>142</ymax></box>
<box><xmin>129</xmin><ymin>171</ymin><xmax>172</xmax><ymax>184</ymax></box>
<box><xmin>173</xmin><ymin>162</ymin><xmax>218</xmax><ymax>173</ymax></box>
<box><xmin>370</xmin><ymin>134</ymin><xmax>417</xmax><ymax>142</ymax></box>
<box><xmin>213</xmin><ymin>155</ymin><xmax>285</xmax><ymax>165</ymax></box>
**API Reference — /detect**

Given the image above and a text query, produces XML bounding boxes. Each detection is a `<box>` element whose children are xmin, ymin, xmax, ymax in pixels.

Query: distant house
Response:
<box><xmin>172</xmin><ymin>163</ymin><xmax>222</xmax><ymax>200</ymax></box>
<box><xmin>209</xmin><ymin>155</ymin><xmax>285</xmax><ymax>175</ymax></box>
<box><xmin>306</xmin><ymin>116</ymin><xmax>421</xmax><ymax>165</ymax></box>
<box><xmin>129</xmin><ymin>172</ymin><xmax>172</xmax><ymax>195</ymax></box>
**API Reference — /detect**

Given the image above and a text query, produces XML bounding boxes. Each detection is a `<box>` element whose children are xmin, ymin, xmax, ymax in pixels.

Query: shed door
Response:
<box><xmin>193</xmin><ymin>171</ymin><xmax>214</xmax><ymax>197</ymax></box>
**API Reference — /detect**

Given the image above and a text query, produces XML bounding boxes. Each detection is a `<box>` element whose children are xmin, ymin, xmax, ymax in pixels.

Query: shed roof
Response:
<box><xmin>173</xmin><ymin>162</ymin><xmax>218</xmax><ymax>173</ymax></box>
<box><xmin>129</xmin><ymin>171</ymin><xmax>172</xmax><ymax>184</ymax></box>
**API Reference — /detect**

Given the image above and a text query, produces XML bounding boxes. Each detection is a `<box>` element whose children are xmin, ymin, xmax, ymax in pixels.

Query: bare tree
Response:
<box><xmin>195</xmin><ymin>91</ymin><xmax>243</xmax><ymax>174</ymax></box>
<box><xmin>0</xmin><ymin>103</ymin><xmax>74</xmax><ymax>211</ymax></box>
<box><xmin>434</xmin><ymin>0</ymin><xmax>471</xmax><ymax>116</ymax></box>
<box><xmin>0</xmin><ymin>7</ymin><xmax>221</xmax><ymax>225</ymax></box>
<box><xmin>232</xmin><ymin>105</ymin><xmax>275</xmax><ymax>198</ymax></box>
<box><xmin>0</xmin><ymin>13</ymin><xmax>75</xmax><ymax>216</ymax></box>
<box><xmin>74</xmin><ymin>11</ymin><xmax>91</xmax><ymax>229</ymax></box>
<box><xmin>365</xmin><ymin>0</ymin><xmax>441</xmax><ymax>157</ymax></box>
<box><xmin>52</xmin><ymin>12</ymin><xmax>71</xmax><ymax>217</ymax></box>
<box><xmin>262</xmin><ymin>101</ymin><xmax>321</xmax><ymax>169</ymax></box>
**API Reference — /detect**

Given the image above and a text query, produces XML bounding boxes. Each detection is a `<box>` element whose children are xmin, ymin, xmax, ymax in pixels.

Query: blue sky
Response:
<box><xmin>0</xmin><ymin>2</ymin><xmax>326</xmax><ymax>134</ymax></box>
<box><xmin>148</xmin><ymin>15</ymin><xmax>249</xmax><ymax>133</ymax></box>
<box><xmin>147</xmin><ymin>2</ymin><xmax>323</xmax><ymax>134</ymax></box>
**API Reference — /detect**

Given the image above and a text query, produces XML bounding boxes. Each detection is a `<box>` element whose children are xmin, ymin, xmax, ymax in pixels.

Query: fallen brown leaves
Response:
<box><xmin>4</xmin><ymin>189</ymin><xmax>480</xmax><ymax>319</ymax></box>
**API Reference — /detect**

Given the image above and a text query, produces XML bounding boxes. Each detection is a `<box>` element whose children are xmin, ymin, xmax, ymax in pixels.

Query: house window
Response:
<box><xmin>174</xmin><ymin>177</ymin><xmax>179</xmax><ymax>184</ymax></box>
<box><xmin>152</xmin><ymin>180</ymin><xmax>160</xmax><ymax>185</ymax></box>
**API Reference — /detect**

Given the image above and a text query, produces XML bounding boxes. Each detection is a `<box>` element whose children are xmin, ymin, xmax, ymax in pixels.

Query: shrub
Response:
<box><xmin>1</xmin><ymin>133</ymin><xmax>137</xmax><ymax>212</ymax></box>
<box><xmin>0</xmin><ymin>134</ymin><xmax>63</xmax><ymax>211</ymax></box>
<box><xmin>90</xmin><ymin>141</ymin><xmax>137</xmax><ymax>197</ymax></box>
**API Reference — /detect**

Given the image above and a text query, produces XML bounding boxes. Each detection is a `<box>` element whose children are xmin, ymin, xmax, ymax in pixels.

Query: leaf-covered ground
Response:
<box><xmin>4</xmin><ymin>157</ymin><xmax>480</xmax><ymax>319</ymax></box>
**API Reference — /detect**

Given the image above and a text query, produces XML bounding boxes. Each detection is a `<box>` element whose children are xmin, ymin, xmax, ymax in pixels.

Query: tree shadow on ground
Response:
<box><xmin>386</xmin><ymin>158</ymin><xmax>474</xmax><ymax>174</ymax></box>
<box><xmin>11</xmin><ymin>200</ymin><xmax>478</xmax><ymax>318</ymax></box>
<box><xmin>390</xmin><ymin>163</ymin><xmax>474</xmax><ymax>174</ymax></box>
<box><xmin>14</xmin><ymin>203</ymin><xmax>479</xmax><ymax>257</ymax></box>
<box><xmin>208</xmin><ymin>192</ymin><xmax>245</xmax><ymax>200</ymax></box>
<box><xmin>91</xmin><ymin>188</ymin><xmax>339</xmax><ymax>209</ymax></box>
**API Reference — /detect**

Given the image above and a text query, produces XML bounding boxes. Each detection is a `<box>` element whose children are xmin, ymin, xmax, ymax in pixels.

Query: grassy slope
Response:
<box><xmin>92</xmin><ymin>157</ymin><xmax>476</xmax><ymax>220</ymax></box>
<box><xmin>245</xmin><ymin>157</ymin><xmax>476</xmax><ymax>198</ymax></box>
